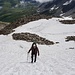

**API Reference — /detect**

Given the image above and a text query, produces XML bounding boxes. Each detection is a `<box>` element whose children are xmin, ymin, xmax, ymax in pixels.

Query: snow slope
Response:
<box><xmin>63</xmin><ymin>0</ymin><xmax>72</xmax><ymax>5</ymax></box>
<box><xmin>0</xmin><ymin>18</ymin><xmax>75</xmax><ymax>75</ymax></box>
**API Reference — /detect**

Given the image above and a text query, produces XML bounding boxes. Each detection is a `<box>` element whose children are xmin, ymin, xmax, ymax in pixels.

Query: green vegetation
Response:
<box><xmin>0</xmin><ymin>7</ymin><xmax>37</xmax><ymax>22</ymax></box>
<box><xmin>0</xmin><ymin>0</ymin><xmax>38</xmax><ymax>22</ymax></box>
<box><xmin>0</xmin><ymin>0</ymin><xmax>20</xmax><ymax>7</ymax></box>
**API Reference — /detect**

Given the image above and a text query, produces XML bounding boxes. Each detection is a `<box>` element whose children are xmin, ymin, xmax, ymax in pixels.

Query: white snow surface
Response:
<box><xmin>0</xmin><ymin>18</ymin><xmax>75</xmax><ymax>75</ymax></box>
<box><xmin>63</xmin><ymin>0</ymin><xmax>72</xmax><ymax>5</ymax></box>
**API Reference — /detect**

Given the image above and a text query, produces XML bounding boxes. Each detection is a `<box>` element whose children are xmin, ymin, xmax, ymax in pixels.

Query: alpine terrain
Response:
<box><xmin>0</xmin><ymin>17</ymin><xmax>75</xmax><ymax>75</ymax></box>
<box><xmin>38</xmin><ymin>0</ymin><xmax>75</xmax><ymax>18</ymax></box>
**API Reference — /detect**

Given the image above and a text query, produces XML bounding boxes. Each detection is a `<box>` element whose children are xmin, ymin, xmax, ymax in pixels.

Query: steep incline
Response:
<box><xmin>0</xmin><ymin>18</ymin><xmax>75</xmax><ymax>75</ymax></box>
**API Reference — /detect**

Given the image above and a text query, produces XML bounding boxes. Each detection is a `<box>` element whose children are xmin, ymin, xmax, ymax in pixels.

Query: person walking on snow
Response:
<box><xmin>28</xmin><ymin>42</ymin><xmax>39</xmax><ymax>63</ymax></box>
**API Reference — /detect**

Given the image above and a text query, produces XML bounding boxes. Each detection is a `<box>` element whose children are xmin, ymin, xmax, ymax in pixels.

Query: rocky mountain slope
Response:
<box><xmin>37</xmin><ymin>0</ymin><xmax>75</xmax><ymax>18</ymax></box>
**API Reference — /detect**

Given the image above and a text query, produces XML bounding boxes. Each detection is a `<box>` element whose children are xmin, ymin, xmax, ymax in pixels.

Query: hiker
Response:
<box><xmin>28</xmin><ymin>42</ymin><xmax>39</xmax><ymax>63</ymax></box>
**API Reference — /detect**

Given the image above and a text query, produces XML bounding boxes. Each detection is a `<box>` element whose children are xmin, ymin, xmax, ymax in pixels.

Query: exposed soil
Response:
<box><xmin>12</xmin><ymin>32</ymin><xmax>54</xmax><ymax>45</ymax></box>
<box><xmin>0</xmin><ymin>22</ymin><xmax>9</xmax><ymax>30</ymax></box>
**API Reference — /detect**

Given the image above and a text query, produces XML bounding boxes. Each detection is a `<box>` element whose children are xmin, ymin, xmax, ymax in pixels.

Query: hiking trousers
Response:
<box><xmin>31</xmin><ymin>54</ymin><xmax>37</xmax><ymax>63</ymax></box>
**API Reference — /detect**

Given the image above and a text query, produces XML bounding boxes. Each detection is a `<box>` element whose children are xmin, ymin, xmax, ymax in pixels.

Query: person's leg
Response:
<box><xmin>34</xmin><ymin>54</ymin><xmax>37</xmax><ymax>62</ymax></box>
<box><xmin>31</xmin><ymin>54</ymin><xmax>33</xmax><ymax>63</ymax></box>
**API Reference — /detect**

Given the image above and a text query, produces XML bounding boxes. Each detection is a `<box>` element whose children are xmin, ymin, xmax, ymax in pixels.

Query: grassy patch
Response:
<box><xmin>0</xmin><ymin>6</ymin><xmax>37</xmax><ymax>22</ymax></box>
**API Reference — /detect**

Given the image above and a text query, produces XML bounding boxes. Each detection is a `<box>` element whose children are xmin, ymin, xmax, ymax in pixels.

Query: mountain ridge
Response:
<box><xmin>37</xmin><ymin>0</ymin><xmax>75</xmax><ymax>18</ymax></box>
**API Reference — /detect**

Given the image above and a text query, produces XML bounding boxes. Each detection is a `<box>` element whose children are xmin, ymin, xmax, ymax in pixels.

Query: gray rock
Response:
<box><xmin>12</xmin><ymin>32</ymin><xmax>54</xmax><ymax>45</ymax></box>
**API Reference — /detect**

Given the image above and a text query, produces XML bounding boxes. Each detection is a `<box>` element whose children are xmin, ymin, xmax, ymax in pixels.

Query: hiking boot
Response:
<box><xmin>34</xmin><ymin>60</ymin><xmax>36</xmax><ymax>63</ymax></box>
<box><xmin>31</xmin><ymin>61</ymin><xmax>33</xmax><ymax>63</ymax></box>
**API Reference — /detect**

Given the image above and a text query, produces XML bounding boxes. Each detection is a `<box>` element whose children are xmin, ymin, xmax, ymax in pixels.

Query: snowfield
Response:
<box><xmin>0</xmin><ymin>18</ymin><xmax>75</xmax><ymax>75</ymax></box>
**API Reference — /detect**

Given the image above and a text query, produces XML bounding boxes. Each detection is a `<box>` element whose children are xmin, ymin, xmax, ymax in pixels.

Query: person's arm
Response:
<box><xmin>28</xmin><ymin>47</ymin><xmax>32</xmax><ymax>53</ymax></box>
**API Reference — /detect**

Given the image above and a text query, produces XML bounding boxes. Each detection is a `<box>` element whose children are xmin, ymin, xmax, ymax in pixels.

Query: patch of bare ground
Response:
<box><xmin>59</xmin><ymin>20</ymin><xmax>75</xmax><ymax>24</ymax></box>
<box><xmin>0</xmin><ymin>21</ymin><xmax>9</xmax><ymax>30</ymax></box>
<box><xmin>65</xmin><ymin>36</ymin><xmax>75</xmax><ymax>42</ymax></box>
<box><xmin>12</xmin><ymin>32</ymin><xmax>54</xmax><ymax>45</ymax></box>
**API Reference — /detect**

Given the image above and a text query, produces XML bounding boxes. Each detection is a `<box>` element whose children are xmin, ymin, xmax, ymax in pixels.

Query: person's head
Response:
<box><xmin>32</xmin><ymin>42</ymin><xmax>37</xmax><ymax>48</ymax></box>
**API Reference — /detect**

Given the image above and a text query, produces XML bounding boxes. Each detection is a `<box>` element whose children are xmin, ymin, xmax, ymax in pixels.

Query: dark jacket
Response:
<box><xmin>28</xmin><ymin>43</ymin><xmax>39</xmax><ymax>56</ymax></box>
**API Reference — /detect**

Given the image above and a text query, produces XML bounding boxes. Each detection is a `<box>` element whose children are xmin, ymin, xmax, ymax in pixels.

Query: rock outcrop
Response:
<box><xmin>60</xmin><ymin>20</ymin><xmax>75</xmax><ymax>24</ymax></box>
<box><xmin>65</xmin><ymin>36</ymin><xmax>75</xmax><ymax>42</ymax></box>
<box><xmin>12</xmin><ymin>32</ymin><xmax>54</xmax><ymax>45</ymax></box>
